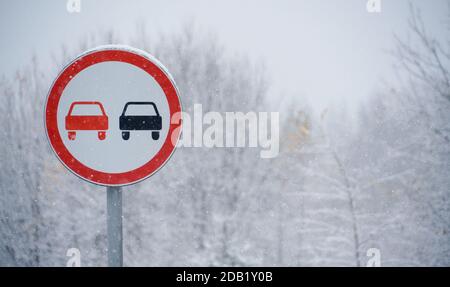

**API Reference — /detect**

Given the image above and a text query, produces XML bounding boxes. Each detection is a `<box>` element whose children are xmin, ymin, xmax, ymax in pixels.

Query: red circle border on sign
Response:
<box><xmin>45</xmin><ymin>47</ymin><xmax>182</xmax><ymax>186</ymax></box>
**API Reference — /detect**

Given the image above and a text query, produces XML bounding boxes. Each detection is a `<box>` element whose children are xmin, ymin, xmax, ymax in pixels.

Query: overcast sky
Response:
<box><xmin>0</xmin><ymin>0</ymin><xmax>448</xmax><ymax>110</ymax></box>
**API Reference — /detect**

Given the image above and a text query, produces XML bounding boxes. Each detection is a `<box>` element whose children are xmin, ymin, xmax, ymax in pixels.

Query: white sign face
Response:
<box><xmin>58</xmin><ymin>61</ymin><xmax>171</xmax><ymax>173</ymax></box>
<box><xmin>45</xmin><ymin>46</ymin><xmax>182</xmax><ymax>186</ymax></box>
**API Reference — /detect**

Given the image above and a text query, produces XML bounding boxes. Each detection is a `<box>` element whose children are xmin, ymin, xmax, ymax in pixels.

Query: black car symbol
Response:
<box><xmin>119</xmin><ymin>102</ymin><xmax>162</xmax><ymax>140</ymax></box>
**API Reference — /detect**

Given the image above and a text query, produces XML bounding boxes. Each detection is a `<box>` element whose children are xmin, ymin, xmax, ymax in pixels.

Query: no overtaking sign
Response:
<box><xmin>45</xmin><ymin>46</ymin><xmax>182</xmax><ymax>186</ymax></box>
<box><xmin>45</xmin><ymin>46</ymin><xmax>182</xmax><ymax>266</ymax></box>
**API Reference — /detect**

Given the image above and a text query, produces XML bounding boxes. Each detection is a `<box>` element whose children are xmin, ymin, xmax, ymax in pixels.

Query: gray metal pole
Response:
<box><xmin>107</xmin><ymin>186</ymin><xmax>123</xmax><ymax>267</ymax></box>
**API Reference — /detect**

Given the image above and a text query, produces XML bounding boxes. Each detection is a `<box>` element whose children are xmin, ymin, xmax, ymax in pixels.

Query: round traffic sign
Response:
<box><xmin>45</xmin><ymin>46</ymin><xmax>182</xmax><ymax>186</ymax></box>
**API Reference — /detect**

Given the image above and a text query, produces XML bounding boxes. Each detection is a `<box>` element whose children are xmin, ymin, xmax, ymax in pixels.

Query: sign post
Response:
<box><xmin>45</xmin><ymin>45</ymin><xmax>182</xmax><ymax>267</ymax></box>
<box><xmin>107</xmin><ymin>186</ymin><xmax>122</xmax><ymax>267</ymax></box>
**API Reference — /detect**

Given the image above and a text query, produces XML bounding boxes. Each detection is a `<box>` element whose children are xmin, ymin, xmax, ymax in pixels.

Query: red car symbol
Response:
<box><xmin>65</xmin><ymin>101</ymin><xmax>109</xmax><ymax>140</ymax></box>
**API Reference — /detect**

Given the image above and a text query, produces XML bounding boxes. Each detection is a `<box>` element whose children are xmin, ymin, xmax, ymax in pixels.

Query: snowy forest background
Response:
<box><xmin>1</xmin><ymin>2</ymin><xmax>450</xmax><ymax>266</ymax></box>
